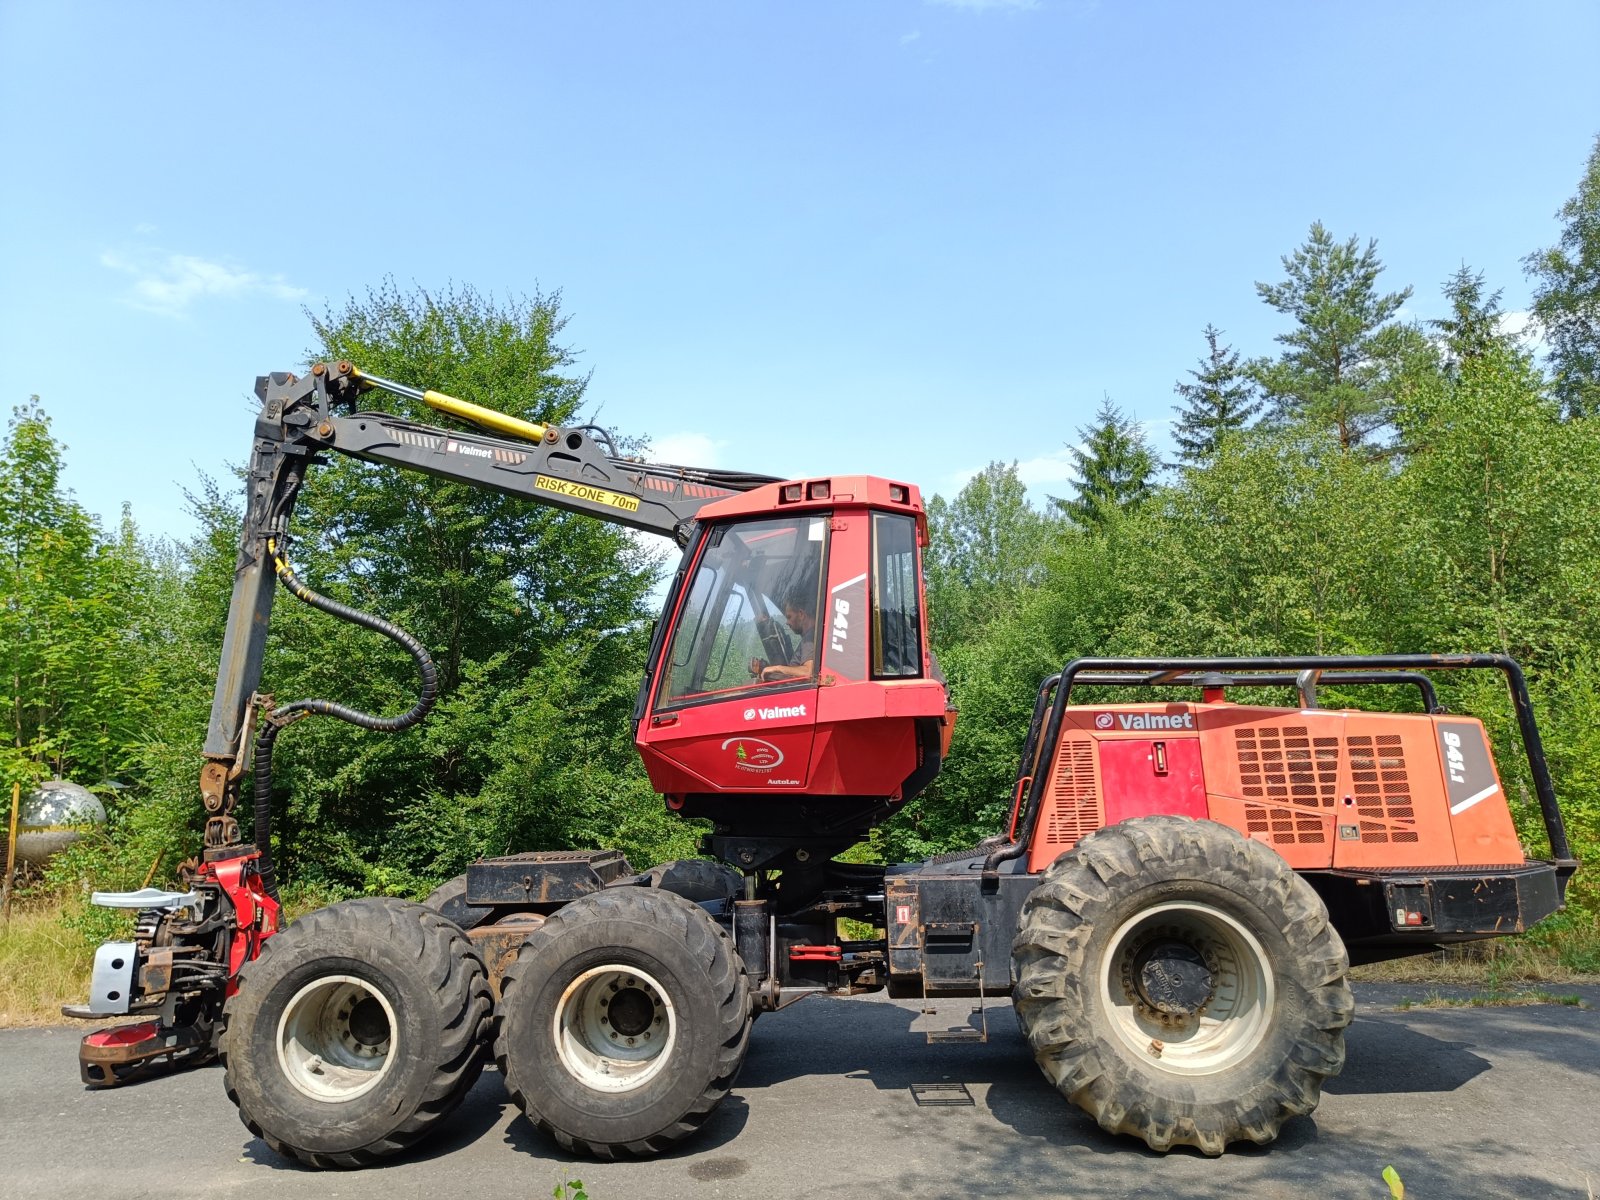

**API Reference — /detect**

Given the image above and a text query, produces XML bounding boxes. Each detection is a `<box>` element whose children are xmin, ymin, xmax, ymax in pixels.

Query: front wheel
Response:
<box><xmin>1012</xmin><ymin>816</ymin><xmax>1353</xmax><ymax>1155</ymax></box>
<box><xmin>222</xmin><ymin>898</ymin><xmax>493</xmax><ymax>1168</ymax></box>
<box><xmin>495</xmin><ymin>886</ymin><xmax>750</xmax><ymax>1158</ymax></box>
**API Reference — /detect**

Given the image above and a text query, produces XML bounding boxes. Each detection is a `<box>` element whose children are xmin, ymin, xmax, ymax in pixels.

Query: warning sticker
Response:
<box><xmin>534</xmin><ymin>475</ymin><xmax>641</xmax><ymax>513</ymax></box>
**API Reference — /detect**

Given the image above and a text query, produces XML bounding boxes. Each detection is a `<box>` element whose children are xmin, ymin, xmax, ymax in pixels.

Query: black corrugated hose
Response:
<box><xmin>251</xmin><ymin>540</ymin><xmax>438</xmax><ymax>900</ymax></box>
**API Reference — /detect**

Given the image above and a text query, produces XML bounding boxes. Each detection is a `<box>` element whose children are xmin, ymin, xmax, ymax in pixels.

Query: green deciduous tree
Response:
<box><xmin>1170</xmin><ymin>324</ymin><xmax>1261</xmax><ymax>466</ymax></box>
<box><xmin>1053</xmin><ymin>397</ymin><xmax>1156</xmax><ymax>529</ymax></box>
<box><xmin>233</xmin><ymin>282</ymin><xmax>687</xmax><ymax>894</ymax></box>
<box><xmin>924</xmin><ymin>461</ymin><xmax>1052</xmax><ymax>647</ymax></box>
<box><xmin>1525</xmin><ymin>133</ymin><xmax>1600</xmax><ymax>418</ymax></box>
<box><xmin>1251</xmin><ymin>222</ymin><xmax>1416</xmax><ymax>451</ymax></box>
<box><xmin>0</xmin><ymin>403</ymin><xmax>160</xmax><ymax>797</ymax></box>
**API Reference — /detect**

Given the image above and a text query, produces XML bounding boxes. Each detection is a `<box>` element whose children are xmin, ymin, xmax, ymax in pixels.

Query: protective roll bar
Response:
<box><xmin>983</xmin><ymin>654</ymin><xmax>1573</xmax><ymax>885</ymax></box>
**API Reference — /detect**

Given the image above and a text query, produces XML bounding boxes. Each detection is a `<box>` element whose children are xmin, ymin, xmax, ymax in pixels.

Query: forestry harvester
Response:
<box><xmin>68</xmin><ymin>362</ymin><xmax>1577</xmax><ymax>1161</ymax></box>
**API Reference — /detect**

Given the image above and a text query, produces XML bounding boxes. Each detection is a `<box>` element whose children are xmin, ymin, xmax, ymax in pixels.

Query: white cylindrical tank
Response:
<box><xmin>10</xmin><ymin>780</ymin><xmax>106</xmax><ymax>868</ymax></box>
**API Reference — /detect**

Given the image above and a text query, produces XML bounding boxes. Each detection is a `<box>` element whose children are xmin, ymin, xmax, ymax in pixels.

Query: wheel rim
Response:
<box><xmin>552</xmin><ymin>965</ymin><xmax>677</xmax><ymax>1093</ymax></box>
<box><xmin>276</xmin><ymin>974</ymin><xmax>399</xmax><ymax>1102</ymax></box>
<box><xmin>1099</xmin><ymin>900</ymin><xmax>1275</xmax><ymax>1076</ymax></box>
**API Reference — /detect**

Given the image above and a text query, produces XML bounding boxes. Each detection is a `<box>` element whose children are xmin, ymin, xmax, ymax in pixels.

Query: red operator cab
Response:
<box><xmin>635</xmin><ymin>476</ymin><xmax>955</xmax><ymax>846</ymax></box>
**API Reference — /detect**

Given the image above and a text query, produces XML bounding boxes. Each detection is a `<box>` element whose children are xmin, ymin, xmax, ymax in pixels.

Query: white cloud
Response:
<box><xmin>100</xmin><ymin>246</ymin><xmax>307</xmax><ymax>317</ymax></box>
<box><xmin>649</xmin><ymin>431</ymin><xmax>723</xmax><ymax>467</ymax></box>
<box><xmin>1498</xmin><ymin>310</ymin><xmax>1549</xmax><ymax>353</ymax></box>
<box><xmin>900</xmin><ymin>30</ymin><xmax>922</xmax><ymax>44</ymax></box>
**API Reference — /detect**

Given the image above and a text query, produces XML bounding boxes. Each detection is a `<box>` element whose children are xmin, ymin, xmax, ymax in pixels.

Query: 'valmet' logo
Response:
<box><xmin>747</xmin><ymin>704</ymin><xmax>807</xmax><ymax>721</ymax></box>
<box><xmin>1098</xmin><ymin>711</ymin><xmax>1196</xmax><ymax>731</ymax></box>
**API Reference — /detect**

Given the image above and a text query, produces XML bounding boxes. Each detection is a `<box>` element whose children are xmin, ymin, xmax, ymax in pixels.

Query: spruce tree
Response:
<box><xmin>1171</xmin><ymin>324</ymin><xmax>1261</xmax><ymax>466</ymax></box>
<box><xmin>1431</xmin><ymin>266</ymin><xmax>1509</xmax><ymax>372</ymax></box>
<box><xmin>1054</xmin><ymin>397</ymin><xmax>1156</xmax><ymax>529</ymax></box>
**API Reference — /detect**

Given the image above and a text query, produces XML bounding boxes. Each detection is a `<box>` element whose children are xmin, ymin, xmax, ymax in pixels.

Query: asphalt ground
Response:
<box><xmin>1</xmin><ymin>983</ymin><xmax>1596</xmax><ymax>1200</ymax></box>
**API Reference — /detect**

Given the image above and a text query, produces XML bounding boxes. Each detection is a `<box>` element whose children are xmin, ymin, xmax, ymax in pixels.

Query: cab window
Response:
<box><xmin>659</xmin><ymin>515</ymin><xmax>827</xmax><ymax>706</ymax></box>
<box><xmin>871</xmin><ymin>512</ymin><xmax>922</xmax><ymax>678</ymax></box>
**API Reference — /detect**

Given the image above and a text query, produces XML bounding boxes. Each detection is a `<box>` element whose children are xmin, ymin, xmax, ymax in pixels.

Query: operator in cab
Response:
<box><xmin>751</xmin><ymin>588</ymin><xmax>816</xmax><ymax>683</ymax></box>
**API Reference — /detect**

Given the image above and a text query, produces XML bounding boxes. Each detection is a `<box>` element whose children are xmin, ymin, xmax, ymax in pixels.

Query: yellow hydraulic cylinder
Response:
<box><xmin>350</xmin><ymin>368</ymin><xmax>549</xmax><ymax>445</ymax></box>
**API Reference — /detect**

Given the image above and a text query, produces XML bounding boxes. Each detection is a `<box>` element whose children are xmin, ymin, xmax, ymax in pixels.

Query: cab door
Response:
<box><xmin>637</xmin><ymin>514</ymin><xmax>828</xmax><ymax>793</ymax></box>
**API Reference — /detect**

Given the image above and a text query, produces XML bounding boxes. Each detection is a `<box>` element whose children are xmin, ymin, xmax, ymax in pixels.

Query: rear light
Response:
<box><xmin>889</xmin><ymin>484</ymin><xmax>909</xmax><ymax>504</ymax></box>
<box><xmin>780</xmin><ymin>483</ymin><xmax>803</xmax><ymax>503</ymax></box>
<box><xmin>807</xmin><ymin>480</ymin><xmax>830</xmax><ymax>500</ymax></box>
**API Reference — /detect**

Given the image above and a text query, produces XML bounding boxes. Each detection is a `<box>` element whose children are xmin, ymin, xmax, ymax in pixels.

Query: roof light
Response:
<box><xmin>807</xmin><ymin>480</ymin><xmax>830</xmax><ymax>500</ymax></box>
<box><xmin>780</xmin><ymin>483</ymin><xmax>803</xmax><ymax>503</ymax></box>
<box><xmin>889</xmin><ymin>484</ymin><xmax>909</xmax><ymax>504</ymax></box>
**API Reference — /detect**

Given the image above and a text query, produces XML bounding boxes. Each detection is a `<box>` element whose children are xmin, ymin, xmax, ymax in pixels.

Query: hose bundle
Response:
<box><xmin>252</xmin><ymin>540</ymin><xmax>438</xmax><ymax>899</ymax></box>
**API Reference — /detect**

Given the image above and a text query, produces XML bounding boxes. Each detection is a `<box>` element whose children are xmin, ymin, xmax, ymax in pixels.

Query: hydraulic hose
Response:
<box><xmin>251</xmin><ymin>539</ymin><xmax>438</xmax><ymax>899</ymax></box>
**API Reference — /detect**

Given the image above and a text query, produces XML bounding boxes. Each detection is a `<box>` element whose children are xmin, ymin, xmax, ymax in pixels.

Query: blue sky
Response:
<box><xmin>2</xmin><ymin>1</ymin><xmax>1596</xmax><ymax>544</ymax></box>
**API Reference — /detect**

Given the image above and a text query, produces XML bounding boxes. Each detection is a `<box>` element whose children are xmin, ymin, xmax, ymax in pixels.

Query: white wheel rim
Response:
<box><xmin>276</xmin><ymin>974</ymin><xmax>399</xmax><ymax>1102</ymax></box>
<box><xmin>553</xmin><ymin>965</ymin><xmax>677</xmax><ymax>1093</ymax></box>
<box><xmin>1098</xmin><ymin>900</ymin><xmax>1275</xmax><ymax>1076</ymax></box>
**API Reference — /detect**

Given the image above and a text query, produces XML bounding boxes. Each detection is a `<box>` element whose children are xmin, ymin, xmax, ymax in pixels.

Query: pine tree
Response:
<box><xmin>1524</xmin><ymin>133</ymin><xmax>1600</xmax><ymax>418</ymax></box>
<box><xmin>1250</xmin><ymin>222</ymin><xmax>1414</xmax><ymax>451</ymax></box>
<box><xmin>1054</xmin><ymin>397</ymin><xmax>1156</xmax><ymax>529</ymax></box>
<box><xmin>1171</xmin><ymin>324</ymin><xmax>1261</xmax><ymax>466</ymax></box>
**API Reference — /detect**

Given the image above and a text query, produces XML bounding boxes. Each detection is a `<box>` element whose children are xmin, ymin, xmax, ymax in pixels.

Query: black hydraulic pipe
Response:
<box><xmin>250</xmin><ymin>544</ymin><xmax>438</xmax><ymax>900</ymax></box>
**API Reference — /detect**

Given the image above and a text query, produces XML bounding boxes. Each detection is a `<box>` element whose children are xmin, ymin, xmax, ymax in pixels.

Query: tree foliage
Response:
<box><xmin>0</xmin><ymin>404</ymin><xmax>161</xmax><ymax>797</ymax></box>
<box><xmin>1250</xmin><ymin>222</ymin><xmax>1416</xmax><ymax>451</ymax></box>
<box><xmin>924</xmin><ymin>462</ymin><xmax>1049</xmax><ymax>646</ymax></box>
<box><xmin>1170</xmin><ymin>324</ymin><xmax>1261</xmax><ymax>466</ymax></box>
<box><xmin>1525</xmin><ymin>133</ymin><xmax>1600</xmax><ymax>418</ymax></box>
<box><xmin>1053</xmin><ymin>397</ymin><xmax>1156</xmax><ymax>529</ymax></box>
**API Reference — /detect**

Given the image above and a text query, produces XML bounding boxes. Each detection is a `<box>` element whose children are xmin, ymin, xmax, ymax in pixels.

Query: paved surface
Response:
<box><xmin>2</xmin><ymin>984</ymin><xmax>1597</xmax><ymax>1200</ymax></box>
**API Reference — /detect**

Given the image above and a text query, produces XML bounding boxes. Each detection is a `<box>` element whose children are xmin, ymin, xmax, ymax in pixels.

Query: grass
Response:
<box><xmin>0</xmin><ymin>897</ymin><xmax>115</xmax><ymax>1027</ymax></box>
<box><xmin>1393</xmin><ymin>989</ymin><xmax>1585</xmax><ymax>1010</ymax></box>
<box><xmin>1349</xmin><ymin>919</ymin><xmax>1600</xmax><ymax>987</ymax></box>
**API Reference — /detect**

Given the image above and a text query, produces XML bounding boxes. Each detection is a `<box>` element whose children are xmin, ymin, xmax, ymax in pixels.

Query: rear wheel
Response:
<box><xmin>495</xmin><ymin>886</ymin><xmax>750</xmax><ymax>1158</ymax></box>
<box><xmin>222</xmin><ymin>897</ymin><xmax>493</xmax><ymax>1168</ymax></box>
<box><xmin>1012</xmin><ymin>816</ymin><xmax>1352</xmax><ymax>1155</ymax></box>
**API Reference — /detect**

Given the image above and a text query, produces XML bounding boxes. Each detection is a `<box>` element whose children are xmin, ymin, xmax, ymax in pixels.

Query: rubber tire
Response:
<box><xmin>222</xmin><ymin>897</ymin><xmax>493</xmax><ymax>1168</ymax></box>
<box><xmin>495</xmin><ymin>886</ymin><xmax>750</xmax><ymax>1158</ymax></box>
<box><xmin>422</xmin><ymin>873</ymin><xmax>495</xmax><ymax>931</ymax></box>
<box><xmin>1012</xmin><ymin>816</ymin><xmax>1353</xmax><ymax>1155</ymax></box>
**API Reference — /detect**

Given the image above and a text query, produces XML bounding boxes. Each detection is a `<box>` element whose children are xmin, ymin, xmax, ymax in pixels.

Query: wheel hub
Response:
<box><xmin>347</xmin><ymin>996</ymin><xmax>390</xmax><ymax>1047</ymax></box>
<box><xmin>276</xmin><ymin>974</ymin><xmax>399</xmax><ymax>1102</ymax></box>
<box><xmin>553</xmin><ymin>966</ymin><xmax>677</xmax><ymax>1093</ymax></box>
<box><xmin>605</xmin><ymin>986</ymin><xmax>655</xmax><ymax>1037</ymax></box>
<box><xmin>1102</xmin><ymin>904</ymin><xmax>1275</xmax><ymax>1075</ymax></box>
<box><xmin>1130</xmin><ymin>938</ymin><xmax>1213</xmax><ymax>1017</ymax></box>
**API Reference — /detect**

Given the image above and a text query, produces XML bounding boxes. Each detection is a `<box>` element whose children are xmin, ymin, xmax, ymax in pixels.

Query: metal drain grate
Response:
<box><xmin>910</xmin><ymin>1082</ymin><xmax>974</xmax><ymax>1107</ymax></box>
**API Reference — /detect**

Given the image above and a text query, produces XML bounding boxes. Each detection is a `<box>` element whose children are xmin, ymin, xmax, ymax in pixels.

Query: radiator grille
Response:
<box><xmin>1043</xmin><ymin>736</ymin><xmax>1102</xmax><ymax>847</ymax></box>
<box><xmin>1235</xmin><ymin>725</ymin><xmax>1336</xmax><ymax>847</ymax></box>
<box><xmin>1347</xmin><ymin>733</ymin><xmax>1417</xmax><ymax>843</ymax></box>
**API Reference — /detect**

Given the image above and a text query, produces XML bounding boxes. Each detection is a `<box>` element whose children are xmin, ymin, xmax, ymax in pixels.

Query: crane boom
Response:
<box><xmin>197</xmin><ymin>361</ymin><xmax>777</xmax><ymax>845</ymax></box>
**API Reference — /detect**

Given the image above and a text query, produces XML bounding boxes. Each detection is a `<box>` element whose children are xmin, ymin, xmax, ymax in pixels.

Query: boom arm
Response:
<box><xmin>197</xmin><ymin>361</ymin><xmax>776</xmax><ymax>848</ymax></box>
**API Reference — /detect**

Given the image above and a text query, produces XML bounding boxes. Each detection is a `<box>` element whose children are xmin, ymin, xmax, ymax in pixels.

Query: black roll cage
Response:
<box><xmin>982</xmin><ymin>654</ymin><xmax>1575</xmax><ymax>885</ymax></box>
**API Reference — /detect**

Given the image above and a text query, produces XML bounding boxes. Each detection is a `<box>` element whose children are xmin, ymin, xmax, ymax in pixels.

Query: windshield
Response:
<box><xmin>659</xmin><ymin>515</ymin><xmax>827</xmax><ymax>705</ymax></box>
